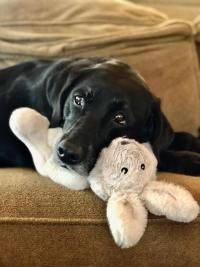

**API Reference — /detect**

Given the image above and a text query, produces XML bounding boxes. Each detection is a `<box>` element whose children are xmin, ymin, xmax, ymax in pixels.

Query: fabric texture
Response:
<box><xmin>0</xmin><ymin>169</ymin><xmax>200</xmax><ymax>266</ymax></box>
<box><xmin>0</xmin><ymin>0</ymin><xmax>193</xmax><ymax>64</ymax></box>
<box><xmin>193</xmin><ymin>15</ymin><xmax>200</xmax><ymax>96</ymax></box>
<box><xmin>132</xmin><ymin>0</ymin><xmax>200</xmax><ymax>21</ymax></box>
<box><xmin>194</xmin><ymin>15</ymin><xmax>200</xmax><ymax>41</ymax></box>
<box><xmin>0</xmin><ymin>0</ymin><xmax>199</xmax><ymax>266</ymax></box>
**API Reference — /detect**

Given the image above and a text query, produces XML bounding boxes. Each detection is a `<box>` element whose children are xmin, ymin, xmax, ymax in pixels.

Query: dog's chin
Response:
<box><xmin>61</xmin><ymin>163</ymin><xmax>89</xmax><ymax>176</ymax></box>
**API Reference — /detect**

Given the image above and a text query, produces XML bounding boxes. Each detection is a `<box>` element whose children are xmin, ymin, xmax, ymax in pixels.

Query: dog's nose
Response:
<box><xmin>57</xmin><ymin>140</ymin><xmax>83</xmax><ymax>165</ymax></box>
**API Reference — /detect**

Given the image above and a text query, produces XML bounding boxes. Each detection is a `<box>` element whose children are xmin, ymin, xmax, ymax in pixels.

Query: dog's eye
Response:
<box><xmin>121</xmin><ymin>167</ymin><xmax>128</xmax><ymax>174</ymax></box>
<box><xmin>141</xmin><ymin>164</ymin><xmax>145</xmax><ymax>170</ymax></box>
<box><xmin>114</xmin><ymin>113</ymin><xmax>126</xmax><ymax>125</ymax></box>
<box><xmin>74</xmin><ymin>95</ymin><xmax>85</xmax><ymax>107</ymax></box>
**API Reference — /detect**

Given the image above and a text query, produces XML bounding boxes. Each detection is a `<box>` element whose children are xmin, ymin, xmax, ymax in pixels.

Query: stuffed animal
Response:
<box><xmin>88</xmin><ymin>137</ymin><xmax>200</xmax><ymax>248</ymax></box>
<box><xmin>9</xmin><ymin>108</ymin><xmax>199</xmax><ymax>249</ymax></box>
<box><xmin>9</xmin><ymin>108</ymin><xmax>89</xmax><ymax>190</ymax></box>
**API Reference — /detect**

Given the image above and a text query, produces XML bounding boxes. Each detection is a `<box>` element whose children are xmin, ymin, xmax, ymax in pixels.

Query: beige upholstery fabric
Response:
<box><xmin>132</xmin><ymin>0</ymin><xmax>200</xmax><ymax>21</ymax></box>
<box><xmin>0</xmin><ymin>0</ymin><xmax>191</xmax><ymax>66</ymax></box>
<box><xmin>120</xmin><ymin>41</ymin><xmax>200</xmax><ymax>136</ymax></box>
<box><xmin>194</xmin><ymin>15</ymin><xmax>200</xmax><ymax>41</ymax></box>
<box><xmin>1</xmin><ymin>168</ymin><xmax>200</xmax><ymax>222</ymax></box>
<box><xmin>193</xmin><ymin>15</ymin><xmax>200</xmax><ymax>101</ymax></box>
<box><xmin>0</xmin><ymin>169</ymin><xmax>200</xmax><ymax>267</ymax></box>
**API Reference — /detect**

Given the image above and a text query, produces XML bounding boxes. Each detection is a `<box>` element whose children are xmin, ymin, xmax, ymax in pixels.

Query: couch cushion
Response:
<box><xmin>0</xmin><ymin>0</ymin><xmax>199</xmax><ymax>135</ymax></box>
<box><xmin>194</xmin><ymin>15</ymin><xmax>200</xmax><ymax>56</ymax></box>
<box><xmin>119</xmin><ymin>41</ymin><xmax>200</xmax><ymax>136</ymax></box>
<box><xmin>0</xmin><ymin>168</ymin><xmax>199</xmax><ymax>266</ymax></box>
<box><xmin>0</xmin><ymin>0</ymin><xmax>188</xmax><ymax>65</ymax></box>
<box><xmin>131</xmin><ymin>0</ymin><xmax>200</xmax><ymax>21</ymax></box>
<box><xmin>0</xmin><ymin>168</ymin><xmax>200</xmax><ymax>221</ymax></box>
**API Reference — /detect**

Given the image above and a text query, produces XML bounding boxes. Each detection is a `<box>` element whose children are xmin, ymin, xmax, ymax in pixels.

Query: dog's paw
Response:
<box><xmin>107</xmin><ymin>193</ymin><xmax>147</xmax><ymax>248</ymax></box>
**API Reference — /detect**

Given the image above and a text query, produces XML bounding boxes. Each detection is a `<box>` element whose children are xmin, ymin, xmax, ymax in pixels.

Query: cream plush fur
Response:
<box><xmin>9</xmin><ymin>108</ymin><xmax>199</xmax><ymax>249</ymax></box>
<box><xmin>88</xmin><ymin>137</ymin><xmax>200</xmax><ymax>248</ymax></box>
<box><xmin>9</xmin><ymin>108</ymin><xmax>89</xmax><ymax>190</ymax></box>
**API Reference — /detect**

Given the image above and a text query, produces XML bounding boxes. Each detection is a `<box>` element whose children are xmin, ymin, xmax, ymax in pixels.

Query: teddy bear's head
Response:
<box><xmin>88</xmin><ymin>137</ymin><xmax>157</xmax><ymax>199</ymax></box>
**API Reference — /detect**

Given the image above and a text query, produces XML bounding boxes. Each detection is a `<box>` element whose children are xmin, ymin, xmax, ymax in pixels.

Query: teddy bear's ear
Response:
<box><xmin>141</xmin><ymin>180</ymin><xmax>199</xmax><ymax>223</ymax></box>
<box><xmin>141</xmin><ymin>142</ymin><xmax>158</xmax><ymax>173</ymax></box>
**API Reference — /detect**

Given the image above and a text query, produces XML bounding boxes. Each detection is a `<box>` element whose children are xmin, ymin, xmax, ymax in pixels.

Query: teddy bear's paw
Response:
<box><xmin>89</xmin><ymin>175</ymin><xmax>109</xmax><ymax>201</ymax></box>
<box><xmin>107</xmin><ymin>193</ymin><xmax>147</xmax><ymax>248</ymax></box>
<box><xmin>142</xmin><ymin>181</ymin><xmax>200</xmax><ymax>222</ymax></box>
<box><xmin>108</xmin><ymin>219</ymin><xmax>143</xmax><ymax>249</ymax></box>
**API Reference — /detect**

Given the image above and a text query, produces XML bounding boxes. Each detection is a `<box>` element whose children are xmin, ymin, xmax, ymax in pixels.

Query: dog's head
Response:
<box><xmin>46</xmin><ymin>58</ymin><xmax>174</xmax><ymax>175</ymax></box>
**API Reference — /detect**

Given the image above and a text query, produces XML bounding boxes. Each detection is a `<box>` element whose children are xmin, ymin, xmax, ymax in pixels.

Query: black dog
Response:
<box><xmin>0</xmin><ymin>57</ymin><xmax>199</xmax><ymax>176</ymax></box>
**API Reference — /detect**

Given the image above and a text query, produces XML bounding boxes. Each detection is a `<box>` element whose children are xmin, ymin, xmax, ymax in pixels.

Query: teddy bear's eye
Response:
<box><xmin>141</xmin><ymin>164</ymin><xmax>145</xmax><ymax>170</ymax></box>
<box><xmin>121</xmin><ymin>167</ymin><xmax>128</xmax><ymax>174</ymax></box>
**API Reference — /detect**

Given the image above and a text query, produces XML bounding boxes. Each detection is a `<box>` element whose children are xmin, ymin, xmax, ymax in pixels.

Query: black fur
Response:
<box><xmin>0</xmin><ymin>57</ymin><xmax>199</xmax><ymax>176</ymax></box>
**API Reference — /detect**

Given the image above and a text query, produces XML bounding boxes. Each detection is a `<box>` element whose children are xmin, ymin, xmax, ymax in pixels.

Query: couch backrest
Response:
<box><xmin>0</xmin><ymin>0</ymin><xmax>199</xmax><ymax>135</ymax></box>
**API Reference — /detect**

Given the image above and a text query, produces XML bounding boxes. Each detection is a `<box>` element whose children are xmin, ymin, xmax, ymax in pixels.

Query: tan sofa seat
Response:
<box><xmin>0</xmin><ymin>169</ymin><xmax>200</xmax><ymax>267</ymax></box>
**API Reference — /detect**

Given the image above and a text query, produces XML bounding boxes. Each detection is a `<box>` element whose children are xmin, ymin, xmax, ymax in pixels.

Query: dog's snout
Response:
<box><xmin>57</xmin><ymin>140</ymin><xmax>83</xmax><ymax>165</ymax></box>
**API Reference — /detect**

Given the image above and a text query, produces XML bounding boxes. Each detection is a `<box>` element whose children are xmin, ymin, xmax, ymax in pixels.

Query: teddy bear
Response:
<box><xmin>88</xmin><ymin>137</ymin><xmax>200</xmax><ymax>248</ymax></box>
<box><xmin>9</xmin><ymin>108</ymin><xmax>199</xmax><ymax>249</ymax></box>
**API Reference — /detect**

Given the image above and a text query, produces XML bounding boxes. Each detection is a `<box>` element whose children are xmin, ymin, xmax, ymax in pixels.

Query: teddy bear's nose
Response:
<box><xmin>57</xmin><ymin>140</ymin><xmax>83</xmax><ymax>165</ymax></box>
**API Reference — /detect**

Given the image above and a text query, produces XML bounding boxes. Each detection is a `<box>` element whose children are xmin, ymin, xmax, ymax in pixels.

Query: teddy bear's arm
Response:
<box><xmin>107</xmin><ymin>192</ymin><xmax>147</xmax><ymax>248</ymax></box>
<box><xmin>89</xmin><ymin>175</ymin><xmax>109</xmax><ymax>201</ymax></box>
<box><xmin>9</xmin><ymin>108</ymin><xmax>52</xmax><ymax>176</ymax></box>
<box><xmin>141</xmin><ymin>180</ymin><xmax>199</xmax><ymax>222</ymax></box>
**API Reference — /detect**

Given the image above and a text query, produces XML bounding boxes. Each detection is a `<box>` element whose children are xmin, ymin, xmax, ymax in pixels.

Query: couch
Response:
<box><xmin>0</xmin><ymin>0</ymin><xmax>199</xmax><ymax>266</ymax></box>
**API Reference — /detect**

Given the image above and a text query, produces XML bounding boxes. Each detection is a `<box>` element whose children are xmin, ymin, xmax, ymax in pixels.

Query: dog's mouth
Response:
<box><xmin>53</xmin><ymin>153</ymin><xmax>92</xmax><ymax>176</ymax></box>
<box><xmin>60</xmin><ymin>163</ymin><xmax>70</xmax><ymax>170</ymax></box>
<box><xmin>61</xmin><ymin>162</ymin><xmax>90</xmax><ymax>176</ymax></box>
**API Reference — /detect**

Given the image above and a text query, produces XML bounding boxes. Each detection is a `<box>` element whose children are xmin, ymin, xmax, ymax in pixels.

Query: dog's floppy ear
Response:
<box><xmin>45</xmin><ymin>58</ymin><xmax>81</xmax><ymax>127</ymax></box>
<box><xmin>149</xmin><ymin>99</ymin><xmax>174</xmax><ymax>157</ymax></box>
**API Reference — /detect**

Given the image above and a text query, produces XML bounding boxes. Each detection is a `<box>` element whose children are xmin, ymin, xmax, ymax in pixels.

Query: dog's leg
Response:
<box><xmin>0</xmin><ymin>152</ymin><xmax>34</xmax><ymax>168</ymax></box>
<box><xmin>0</xmin><ymin>156</ymin><xmax>16</xmax><ymax>167</ymax></box>
<box><xmin>170</xmin><ymin>132</ymin><xmax>200</xmax><ymax>153</ymax></box>
<box><xmin>158</xmin><ymin>150</ymin><xmax>200</xmax><ymax>176</ymax></box>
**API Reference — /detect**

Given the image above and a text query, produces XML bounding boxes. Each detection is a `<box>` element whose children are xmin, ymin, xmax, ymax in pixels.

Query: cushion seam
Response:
<box><xmin>0</xmin><ymin>216</ymin><xmax>199</xmax><ymax>225</ymax></box>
